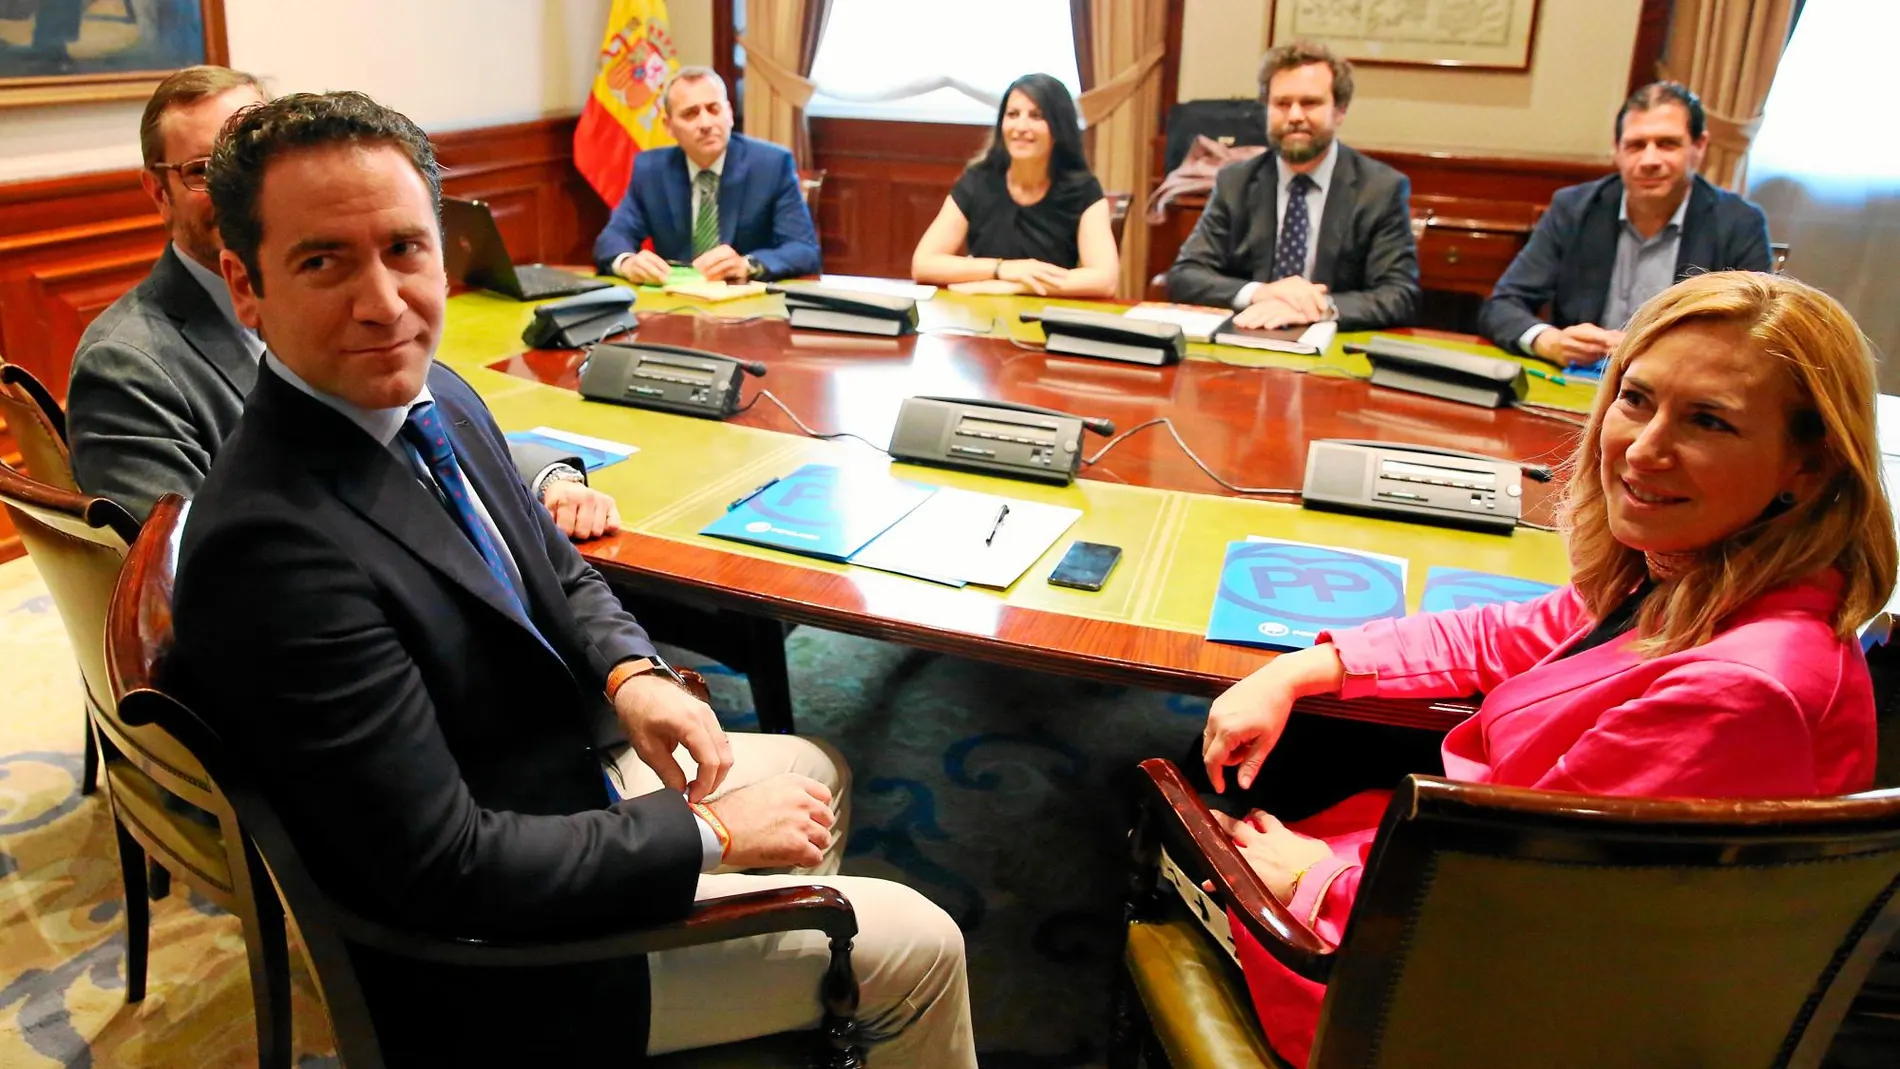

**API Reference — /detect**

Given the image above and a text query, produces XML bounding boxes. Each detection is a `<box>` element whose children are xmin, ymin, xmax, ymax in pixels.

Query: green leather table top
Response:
<box><xmin>448</xmin><ymin>286</ymin><xmax>1581</xmax><ymax>636</ymax></box>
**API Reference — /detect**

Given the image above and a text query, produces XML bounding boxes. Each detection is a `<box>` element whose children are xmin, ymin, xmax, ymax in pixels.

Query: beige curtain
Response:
<box><xmin>1660</xmin><ymin>0</ymin><xmax>1797</xmax><ymax>190</ymax></box>
<box><xmin>738</xmin><ymin>0</ymin><xmax>830</xmax><ymax>168</ymax></box>
<box><xmin>1078</xmin><ymin>0</ymin><xmax>1169</xmax><ymax>299</ymax></box>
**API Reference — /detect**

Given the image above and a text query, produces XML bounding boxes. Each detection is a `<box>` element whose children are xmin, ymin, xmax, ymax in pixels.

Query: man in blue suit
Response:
<box><xmin>1478</xmin><ymin>82</ymin><xmax>1771</xmax><ymax>366</ymax></box>
<box><xmin>593</xmin><ymin>67</ymin><xmax>821</xmax><ymax>284</ymax></box>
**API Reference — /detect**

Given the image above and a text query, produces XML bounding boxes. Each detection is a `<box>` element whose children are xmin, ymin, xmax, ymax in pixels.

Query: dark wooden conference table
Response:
<box><xmin>470</xmin><ymin>287</ymin><xmax>1589</xmax><ymax>734</ymax></box>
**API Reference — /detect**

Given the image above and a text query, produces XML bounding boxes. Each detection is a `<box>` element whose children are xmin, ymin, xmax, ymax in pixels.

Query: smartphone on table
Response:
<box><xmin>1047</xmin><ymin>541</ymin><xmax>1122</xmax><ymax>591</ymax></box>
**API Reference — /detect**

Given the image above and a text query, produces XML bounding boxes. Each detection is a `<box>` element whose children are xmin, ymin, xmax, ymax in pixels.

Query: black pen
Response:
<box><xmin>728</xmin><ymin>477</ymin><xmax>781</xmax><ymax>511</ymax></box>
<box><xmin>984</xmin><ymin>503</ymin><xmax>1010</xmax><ymax>546</ymax></box>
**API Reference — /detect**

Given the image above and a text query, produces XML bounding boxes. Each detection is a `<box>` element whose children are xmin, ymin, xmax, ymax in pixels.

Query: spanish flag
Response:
<box><xmin>574</xmin><ymin>0</ymin><xmax>680</xmax><ymax>207</ymax></box>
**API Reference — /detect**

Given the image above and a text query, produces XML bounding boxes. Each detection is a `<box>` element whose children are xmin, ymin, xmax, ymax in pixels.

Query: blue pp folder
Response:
<box><xmin>504</xmin><ymin>428</ymin><xmax>636</xmax><ymax>472</ymax></box>
<box><xmin>1206</xmin><ymin>538</ymin><xmax>1409</xmax><ymax>650</ymax></box>
<box><xmin>699</xmin><ymin>463</ymin><xmax>935</xmax><ymax>562</ymax></box>
<box><xmin>1421</xmin><ymin>566</ymin><xmax>1559</xmax><ymax>613</ymax></box>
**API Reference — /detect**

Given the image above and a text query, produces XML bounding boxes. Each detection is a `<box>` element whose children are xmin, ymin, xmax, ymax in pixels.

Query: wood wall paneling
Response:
<box><xmin>809</xmin><ymin>118</ymin><xmax>987</xmax><ymax>279</ymax></box>
<box><xmin>0</xmin><ymin>116</ymin><xmax>604</xmax><ymax>564</ymax></box>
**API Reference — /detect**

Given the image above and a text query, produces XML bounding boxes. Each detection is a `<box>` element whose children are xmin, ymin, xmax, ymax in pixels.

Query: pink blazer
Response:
<box><xmin>1232</xmin><ymin>572</ymin><xmax>1876</xmax><ymax>1067</ymax></box>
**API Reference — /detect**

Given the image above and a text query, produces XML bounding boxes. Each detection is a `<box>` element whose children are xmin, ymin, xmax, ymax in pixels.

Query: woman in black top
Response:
<box><xmin>912</xmin><ymin>73</ymin><xmax>1120</xmax><ymax>297</ymax></box>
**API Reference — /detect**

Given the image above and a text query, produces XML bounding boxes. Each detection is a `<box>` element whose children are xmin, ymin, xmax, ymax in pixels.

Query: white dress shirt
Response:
<box><xmin>1234</xmin><ymin>141</ymin><xmax>1342</xmax><ymax>309</ymax></box>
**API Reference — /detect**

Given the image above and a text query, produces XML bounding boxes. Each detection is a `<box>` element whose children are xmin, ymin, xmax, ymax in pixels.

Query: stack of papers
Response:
<box><xmin>851</xmin><ymin>487</ymin><xmax>1080</xmax><ymax>588</ymax></box>
<box><xmin>1123</xmin><ymin>302</ymin><xmax>1230</xmax><ymax>342</ymax></box>
<box><xmin>1211</xmin><ymin>318</ymin><xmax>1337</xmax><ymax>355</ymax></box>
<box><xmin>698</xmin><ymin>463</ymin><xmax>1078</xmax><ymax>588</ymax></box>
<box><xmin>663</xmin><ymin>280</ymin><xmax>769</xmax><ymax>302</ymax></box>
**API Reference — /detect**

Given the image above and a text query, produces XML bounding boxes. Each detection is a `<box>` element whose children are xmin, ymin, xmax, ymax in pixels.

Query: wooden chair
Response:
<box><xmin>109</xmin><ymin>493</ymin><xmax>869</xmax><ymax>1069</ymax></box>
<box><xmin>0</xmin><ymin>358</ymin><xmax>97</xmax><ymax>795</ymax></box>
<box><xmin>799</xmin><ymin>168</ymin><xmax>827</xmax><ymax>216</ymax></box>
<box><xmin>1115</xmin><ymin>757</ymin><xmax>1900</xmax><ymax>1069</ymax></box>
<box><xmin>1106</xmin><ymin>191</ymin><xmax>1133</xmax><ymax>249</ymax></box>
<box><xmin>0</xmin><ymin>476</ymin><xmax>293</xmax><ymax>1069</ymax></box>
<box><xmin>0</xmin><ymin>357</ymin><xmax>78</xmax><ymax>491</ymax></box>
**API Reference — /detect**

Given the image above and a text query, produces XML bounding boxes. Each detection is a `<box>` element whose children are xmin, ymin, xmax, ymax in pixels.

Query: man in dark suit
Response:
<box><xmin>169</xmin><ymin>90</ymin><xmax>973</xmax><ymax>1067</ymax></box>
<box><xmin>1478</xmin><ymin>82</ymin><xmax>1772</xmax><ymax>365</ymax></box>
<box><xmin>68</xmin><ymin>66</ymin><xmax>620</xmax><ymax>538</ymax></box>
<box><xmin>593</xmin><ymin>66</ymin><xmax>821</xmax><ymax>284</ymax></box>
<box><xmin>1166</xmin><ymin>40</ymin><xmax>1419</xmax><ymax>332</ymax></box>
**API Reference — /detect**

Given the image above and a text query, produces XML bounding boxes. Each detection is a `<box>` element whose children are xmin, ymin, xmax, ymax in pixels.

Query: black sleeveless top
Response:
<box><xmin>951</xmin><ymin>167</ymin><xmax>1105</xmax><ymax>269</ymax></box>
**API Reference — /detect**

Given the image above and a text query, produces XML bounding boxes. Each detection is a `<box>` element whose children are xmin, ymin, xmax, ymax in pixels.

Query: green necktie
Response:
<box><xmin>692</xmin><ymin>169</ymin><xmax>720</xmax><ymax>257</ymax></box>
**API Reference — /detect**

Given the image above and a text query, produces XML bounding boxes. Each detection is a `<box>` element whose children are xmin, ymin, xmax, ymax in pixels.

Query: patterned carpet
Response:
<box><xmin>0</xmin><ymin>553</ymin><xmax>1207</xmax><ymax>1067</ymax></box>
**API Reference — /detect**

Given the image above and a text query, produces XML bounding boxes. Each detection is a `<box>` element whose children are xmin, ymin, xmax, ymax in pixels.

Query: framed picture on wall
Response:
<box><xmin>1270</xmin><ymin>0</ymin><xmax>1540</xmax><ymax>71</ymax></box>
<box><xmin>0</xmin><ymin>0</ymin><xmax>229</xmax><ymax>107</ymax></box>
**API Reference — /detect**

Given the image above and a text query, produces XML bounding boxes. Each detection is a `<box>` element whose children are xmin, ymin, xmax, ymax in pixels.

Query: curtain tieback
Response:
<box><xmin>1702</xmin><ymin>105</ymin><xmax>1764</xmax><ymax>154</ymax></box>
<box><xmin>737</xmin><ymin>33</ymin><xmax>817</xmax><ymax>108</ymax></box>
<box><xmin>1078</xmin><ymin>43</ymin><xmax>1166</xmax><ymax>127</ymax></box>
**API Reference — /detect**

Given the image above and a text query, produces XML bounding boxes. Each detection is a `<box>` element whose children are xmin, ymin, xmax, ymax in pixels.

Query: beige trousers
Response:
<box><xmin>615</xmin><ymin>735</ymin><xmax>978</xmax><ymax>1067</ymax></box>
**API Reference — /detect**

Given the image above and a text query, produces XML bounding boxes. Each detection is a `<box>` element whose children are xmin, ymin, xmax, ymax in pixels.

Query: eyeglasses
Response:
<box><xmin>151</xmin><ymin>156</ymin><xmax>212</xmax><ymax>191</ymax></box>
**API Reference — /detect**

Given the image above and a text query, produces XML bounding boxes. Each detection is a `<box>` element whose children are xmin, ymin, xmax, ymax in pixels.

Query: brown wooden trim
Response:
<box><xmin>712</xmin><ymin>0</ymin><xmax>741</xmax><ymax>127</ymax></box>
<box><xmin>1628</xmin><ymin>0</ymin><xmax>1675</xmax><ymax>95</ymax></box>
<box><xmin>810</xmin><ymin>118</ymin><xmax>987</xmax><ymax>163</ymax></box>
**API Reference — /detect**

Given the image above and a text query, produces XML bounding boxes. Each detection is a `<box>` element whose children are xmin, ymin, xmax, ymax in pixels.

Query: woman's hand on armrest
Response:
<box><xmin>1203</xmin><ymin>643</ymin><xmax>1346</xmax><ymax>793</ymax></box>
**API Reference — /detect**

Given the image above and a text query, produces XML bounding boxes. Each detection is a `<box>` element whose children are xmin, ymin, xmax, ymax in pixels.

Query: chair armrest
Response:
<box><xmin>1136</xmin><ymin>758</ymin><xmax>1335</xmax><ymax>983</ymax></box>
<box><xmin>337</xmin><ymin>884</ymin><xmax>858</xmax><ymax>968</ymax></box>
<box><xmin>677</xmin><ymin>666</ymin><xmax>712</xmax><ymax>705</ymax></box>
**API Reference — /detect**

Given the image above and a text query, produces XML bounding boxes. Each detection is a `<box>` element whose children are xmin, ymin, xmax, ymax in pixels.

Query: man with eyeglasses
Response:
<box><xmin>67</xmin><ymin>66</ymin><xmax>621</xmax><ymax>538</ymax></box>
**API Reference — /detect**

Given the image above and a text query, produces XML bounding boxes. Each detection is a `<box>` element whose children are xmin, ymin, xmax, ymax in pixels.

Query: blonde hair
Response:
<box><xmin>1565</xmin><ymin>271</ymin><xmax>1896</xmax><ymax>655</ymax></box>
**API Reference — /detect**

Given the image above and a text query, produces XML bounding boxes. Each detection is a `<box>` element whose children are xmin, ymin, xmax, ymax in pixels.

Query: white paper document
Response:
<box><xmin>816</xmin><ymin>274</ymin><xmax>938</xmax><ymax>301</ymax></box>
<box><xmin>850</xmin><ymin>488</ymin><xmax>1082</xmax><ymax>589</ymax></box>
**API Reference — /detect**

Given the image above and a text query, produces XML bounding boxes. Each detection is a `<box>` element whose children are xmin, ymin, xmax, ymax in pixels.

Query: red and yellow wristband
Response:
<box><xmin>688</xmin><ymin>801</ymin><xmax>731</xmax><ymax>861</ymax></box>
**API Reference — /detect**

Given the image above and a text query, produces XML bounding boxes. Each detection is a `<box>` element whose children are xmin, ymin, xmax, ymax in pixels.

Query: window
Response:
<box><xmin>805</xmin><ymin>0</ymin><xmax>1082</xmax><ymax>125</ymax></box>
<box><xmin>1747</xmin><ymin>1</ymin><xmax>1900</xmax><ymax>190</ymax></box>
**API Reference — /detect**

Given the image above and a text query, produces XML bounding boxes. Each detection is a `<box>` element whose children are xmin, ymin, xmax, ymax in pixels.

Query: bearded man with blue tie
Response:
<box><xmin>1165</xmin><ymin>41</ymin><xmax>1419</xmax><ymax>332</ymax></box>
<box><xmin>593</xmin><ymin>66</ymin><xmax>822</xmax><ymax>285</ymax></box>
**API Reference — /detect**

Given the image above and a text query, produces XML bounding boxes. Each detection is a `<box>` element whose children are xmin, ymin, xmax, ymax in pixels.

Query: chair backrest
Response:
<box><xmin>105</xmin><ymin>493</ymin><xmax>394</xmax><ymax>1067</ymax></box>
<box><xmin>1771</xmin><ymin>241</ymin><xmax>1792</xmax><ymax>274</ymax></box>
<box><xmin>0</xmin><ymin>359</ymin><xmax>77</xmax><ymax>491</ymax></box>
<box><xmin>1104</xmin><ymin>190</ymin><xmax>1132</xmax><ymax>248</ymax></box>
<box><xmin>0</xmin><ymin>457</ymin><xmax>138</xmax><ymax>723</ymax></box>
<box><xmin>798</xmin><ymin>168</ymin><xmax>826</xmax><ymax>215</ymax></box>
<box><xmin>1313</xmin><ymin>775</ymin><xmax>1900</xmax><ymax>1069</ymax></box>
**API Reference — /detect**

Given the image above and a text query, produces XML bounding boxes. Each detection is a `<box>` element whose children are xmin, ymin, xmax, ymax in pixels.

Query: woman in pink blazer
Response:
<box><xmin>1197</xmin><ymin>271</ymin><xmax>1898</xmax><ymax>1067</ymax></box>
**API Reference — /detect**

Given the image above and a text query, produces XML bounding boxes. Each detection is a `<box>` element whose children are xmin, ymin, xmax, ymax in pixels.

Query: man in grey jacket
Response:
<box><xmin>68</xmin><ymin>66</ymin><xmax>619</xmax><ymax>538</ymax></box>
<box><xmin>1165</xmin><ymin>40</ymin><xmax>1419</xmax><ymax>332</ymax></box>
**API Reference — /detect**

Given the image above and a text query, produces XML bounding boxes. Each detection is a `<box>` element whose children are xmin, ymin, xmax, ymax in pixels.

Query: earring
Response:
<box><xmin>1776</xmin><ymin>491</ymin><xmax>1797</xmax><ymax>506</ymax></box>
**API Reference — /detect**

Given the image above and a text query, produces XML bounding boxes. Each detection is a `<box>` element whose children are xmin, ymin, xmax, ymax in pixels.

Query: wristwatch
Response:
<box><xmin>533</xmin><ymin>462</ymin><xmax>586</xmax><ymax>502</ymax></box>
<box><xmin>606</xmin><ymin>653</ymin><xmax>689</xmax><ymax>701</ymax></box>
<box><xmin>744</xmin><ymin>255</ymin><xmax>766</xmax><ymax>281</ymax></box>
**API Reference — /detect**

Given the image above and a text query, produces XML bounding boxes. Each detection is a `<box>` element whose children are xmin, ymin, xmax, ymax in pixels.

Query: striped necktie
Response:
<box><xmin>691</xmin><ymin>168</ymin><xmax>720</xmax><ymax>256</ymax></box>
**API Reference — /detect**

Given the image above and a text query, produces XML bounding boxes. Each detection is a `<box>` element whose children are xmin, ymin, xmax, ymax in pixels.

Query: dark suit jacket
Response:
<box><xmin>68</xmin><ymin>246</ymin><xmax>256</xmax><ymax>523</ymax></box>
<box><xmin>68</xmin><ymin>247</ymin><xmax>576</xmax><ymax>523</ymax></box>
<box><xmin>170</xmin><ymin>362</ymin><xmax>699</xmax><ymax>1063</ymax></box>
<box><xmin>592</xmin><ymin>133</ymin><xmax>821</xmax><ymax>280</ymax></box>
<box><xmin>1477</xmin><ymin>173</ymin><xmax>1773</xmax><ymax>352</ymax></box>
<box><xmin>1164</xmin><ymin>143</ymin><xmax>1420</xmax><ymax>331</ymax></box>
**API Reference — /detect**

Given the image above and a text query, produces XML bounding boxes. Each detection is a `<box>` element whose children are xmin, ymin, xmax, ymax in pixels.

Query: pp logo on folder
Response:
<box><xmin>1421</xmin><ymin>567</ymin><xmax>1559</xmax><ymax>613</ymax></box>
<box><xmin>1206</xmin><ymin>539</ymin><xmax>1408</xmax><ymax>650</ymax></box>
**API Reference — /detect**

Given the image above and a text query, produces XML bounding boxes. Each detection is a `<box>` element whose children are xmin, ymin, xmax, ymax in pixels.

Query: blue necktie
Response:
<box><xmin>400</xmin><ymin>401</ymin><xmax>521</xmax><ymax>609</ymax></box>
<box><xmin>1271</xmin><ymin>173</ymin><xmax>1315</xmax><ymax>282</ymax></box>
